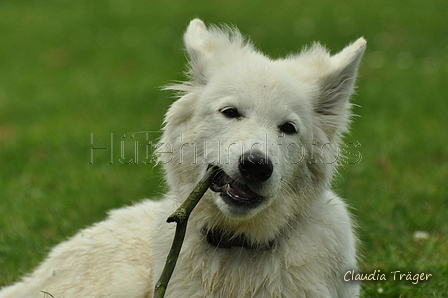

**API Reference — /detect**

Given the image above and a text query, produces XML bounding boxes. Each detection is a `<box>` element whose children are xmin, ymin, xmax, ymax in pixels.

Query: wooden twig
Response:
<box><xmin>153</xmin><ymin>166</ymin><xmax>218</xmax><ymax>298</ymax></box>
<box><xmin>40</xmin><ymin>291</ymin><xmax>55</xmax><ymax>298</ymax></box>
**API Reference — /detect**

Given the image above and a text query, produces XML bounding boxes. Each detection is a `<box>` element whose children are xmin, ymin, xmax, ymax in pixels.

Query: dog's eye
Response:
<box><xmin>279</xmin><ymin>122</ymin><xmax>297</xmax><ymax>135</ymax></box>
<box><xmin>220</xmin><ymin>107</ymin><xmax>241</xmax><ymax>119</ymax></box>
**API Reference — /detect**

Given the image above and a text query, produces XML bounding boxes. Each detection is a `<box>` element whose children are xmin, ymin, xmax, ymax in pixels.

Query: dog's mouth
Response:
<box><xmin>210</xmin><ymin>168</ymin><xmax>263</xmax><ymax>208</ymax></box>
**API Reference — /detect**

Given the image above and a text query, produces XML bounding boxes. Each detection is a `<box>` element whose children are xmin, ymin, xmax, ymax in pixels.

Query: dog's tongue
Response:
<box><xmin>210</xmin><ymin>170</ymin><xmax>258</xmax><ymax>200</ymax></box>
<box><xmin>225</xmin><ymin>182</ymin><xmax>253</xmax><ymax>200</ymax></box>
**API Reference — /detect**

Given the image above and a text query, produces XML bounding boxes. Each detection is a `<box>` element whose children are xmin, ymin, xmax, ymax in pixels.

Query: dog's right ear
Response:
<box><xmin>184</xmin><ymin>19</ymin><xmax>217</xmax><ymax>85</ymax></box>
<box><xmin>183</xmin><ymin>19</ymin><xmax>251</xmax><ymax>86</ymax></box>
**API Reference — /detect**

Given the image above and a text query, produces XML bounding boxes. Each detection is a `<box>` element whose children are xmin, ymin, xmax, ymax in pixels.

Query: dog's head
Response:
<box><xmin>159</xmin><ymin>19</ymin><xmax>365</xmax><ymax>240</ymax></box>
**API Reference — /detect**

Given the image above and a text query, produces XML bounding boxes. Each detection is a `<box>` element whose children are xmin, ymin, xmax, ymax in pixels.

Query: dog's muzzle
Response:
<box><xmin>209</xmin><ymin>150</ymin><xmax>273</xmax><ymax>208</ymax></box>
<box><xmin>238</xmin><ymin>150</ymin><xmax>273</xmax><ymax>183</ymax></box>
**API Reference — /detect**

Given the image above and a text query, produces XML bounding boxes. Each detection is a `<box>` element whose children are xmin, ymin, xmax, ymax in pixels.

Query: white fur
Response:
<box><xmin>0</xmin><ymin>19</ymin><xmax>366</xmax><ymax>298</ymax></box>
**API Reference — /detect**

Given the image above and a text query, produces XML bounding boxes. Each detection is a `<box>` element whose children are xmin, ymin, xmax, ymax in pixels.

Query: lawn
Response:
<box><xmin>0</xmin><ymin>0</ymin><xmax>447</xmax><ymax>297</ymax></box>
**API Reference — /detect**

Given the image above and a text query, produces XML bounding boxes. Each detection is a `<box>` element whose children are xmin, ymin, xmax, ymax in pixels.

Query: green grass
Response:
<box><xmin>0</xmin><ymin>0</ymin><xmax>447</xmax><ymax>296</ymax></box>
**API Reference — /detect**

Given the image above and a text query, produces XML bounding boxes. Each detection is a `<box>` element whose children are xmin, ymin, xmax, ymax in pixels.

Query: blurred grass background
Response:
<box><xmin>0</xmin><ymin>0</ymin><xmax>447</xmax><ymax>297</ymax></box>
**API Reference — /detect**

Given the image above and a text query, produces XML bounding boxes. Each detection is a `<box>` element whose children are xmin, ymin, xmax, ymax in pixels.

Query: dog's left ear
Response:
<box><xmin>316</xmin><ymin>38</ymin><xmax>366</xmax><ymax>138</ymax></box>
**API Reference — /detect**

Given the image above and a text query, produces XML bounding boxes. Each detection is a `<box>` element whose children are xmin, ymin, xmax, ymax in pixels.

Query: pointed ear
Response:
<box><xmin>183</xmin><ymin>19</ymin><xmax>219</xmax><ymax>85</ymax></box>
<box><xmin>316</xmin><ymin>38</ymin><xmax>366</xmax><ymax>137</ymax></box>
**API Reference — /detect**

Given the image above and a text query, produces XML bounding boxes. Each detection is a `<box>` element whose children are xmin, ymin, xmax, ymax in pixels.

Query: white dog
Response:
<box><xmin>0</xmin><ymin>19</ymin><xmax>366</xmax><ymax>298</ymax></box>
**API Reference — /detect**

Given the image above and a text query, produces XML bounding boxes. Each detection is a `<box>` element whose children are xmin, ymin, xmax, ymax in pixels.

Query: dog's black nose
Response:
<box><xmin>238</xmin><ymin>150</ymin><xmax>273</xmax><ymax>182</ymax></box>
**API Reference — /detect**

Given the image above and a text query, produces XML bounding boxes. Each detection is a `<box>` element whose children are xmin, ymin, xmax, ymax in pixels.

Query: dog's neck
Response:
<box><xmin>204</xmin><ymin>227</ymin><xmax>275</xmax><ymax>250</ymax></box>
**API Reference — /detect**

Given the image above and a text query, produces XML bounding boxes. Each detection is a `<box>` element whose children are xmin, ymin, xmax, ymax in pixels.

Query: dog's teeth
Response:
<box><xmin>224</xmin><ymin>184</ymin><xmax>241</xmax><ymax>198</ymax></box>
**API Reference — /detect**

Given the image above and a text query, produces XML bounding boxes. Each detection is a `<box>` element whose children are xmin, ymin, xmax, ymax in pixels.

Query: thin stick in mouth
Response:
<box><xmin>153</xmin><ymin>166</ymin><xmax>219</xmax><ymax>298</ymax></box>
